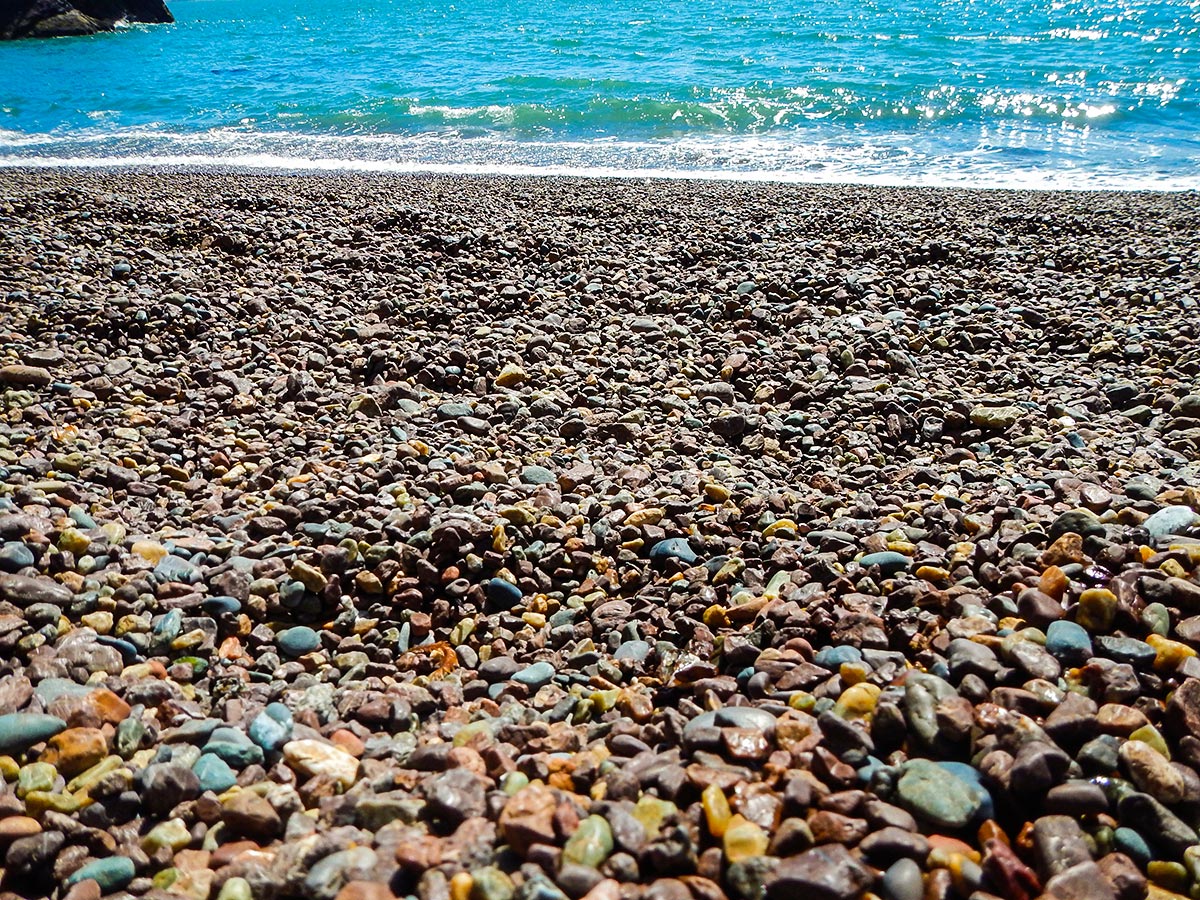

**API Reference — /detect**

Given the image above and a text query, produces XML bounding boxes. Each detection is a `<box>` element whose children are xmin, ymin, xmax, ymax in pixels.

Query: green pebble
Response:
<box><xmin>500</xmin><ymin>772</ymin><xmax>529</xmax><ymax>796</ymax></box>
<box><xmin>1185</xmin><ymin>845</ymin><xmax>1200</xmax><ymax>882</ymax></box>
<box><xmin>1142</xmin><ymin>602</ymin><xmax>1171</xmax><ymax>636</ymax></box>
<box><xmin>142</xmin><ymin>818</ymin><xmax>192</xmax><ymax>854</ymax></box>
<box><xmin>469</xmin><ymin>866</ymin><xmax>515</xmax><ymax>900</ymax></box>
<box><xmin>217</xmin><ymin>877</ymin><xmax>254</xmax><ymax>900</ymax></box>
<box><xmin>561</xmin><ymin>815</ymin><xmax>614</xmax><ymax>869</ymax></box>
<box><xmin>152</xmin><ymin>869</ymin><xmax>179</xmax><ymax>890</ymax></box>
<box><xmin>177</xmin><ymin>656</ymin><xmax>210</xmax><ymax>677</ymax></box>
<box><xmin>17</xmin><ymin>762</ymin><xmax>57</xmax><ymax>798</ymax></box>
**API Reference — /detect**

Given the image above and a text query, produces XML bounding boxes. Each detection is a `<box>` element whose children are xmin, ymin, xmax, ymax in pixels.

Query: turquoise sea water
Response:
<box><xmin>2</xmin><ymin>0</ymin><xmax>1198</xmax><ymax>187</ymax></box>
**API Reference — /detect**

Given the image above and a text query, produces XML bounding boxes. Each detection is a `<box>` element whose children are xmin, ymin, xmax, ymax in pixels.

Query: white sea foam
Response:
<box><xmin>2</xmin><ymin>151</ymin><xmax>1197</xmax><ymax>191</ymax></box>
<box><xmin>0</xmin><ymin>128</ymin><xmax>1197</xmax><ymax>192</ymax></box>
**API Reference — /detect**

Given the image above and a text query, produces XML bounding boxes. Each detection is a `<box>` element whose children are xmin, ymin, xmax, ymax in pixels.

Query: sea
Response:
<box><xmin>2</xmin><ymin>0</ymin><xmax>1198</xmax><ymax>189</ymax></box>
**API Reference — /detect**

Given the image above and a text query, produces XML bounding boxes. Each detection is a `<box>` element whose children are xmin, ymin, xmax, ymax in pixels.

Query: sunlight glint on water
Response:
<box><xmin>1</xmin><ymin>0</ymin><xmax>1198</xmax><ymax>188</ymax></box>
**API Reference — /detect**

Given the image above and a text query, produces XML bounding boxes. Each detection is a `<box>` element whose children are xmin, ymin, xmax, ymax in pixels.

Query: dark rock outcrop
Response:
<box><xmin>1</xmin><ymin>0</ymin><xmax>172</xmax><ymax>39</ymax></box>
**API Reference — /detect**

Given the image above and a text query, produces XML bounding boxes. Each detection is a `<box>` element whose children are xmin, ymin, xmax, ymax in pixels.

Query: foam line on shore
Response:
<box><xmin>2</xmin><ymin>152</ymin><xmax>1199</xmax><ymax>192</ymax></box>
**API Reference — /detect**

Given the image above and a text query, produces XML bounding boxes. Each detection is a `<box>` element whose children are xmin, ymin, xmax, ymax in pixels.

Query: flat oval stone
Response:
<box><xmin>161</xmin><ymin>718</ymin><xmax>221</xmax><ymax>745</ymax></box>
<box><xmin>283</xmin><ymin>739</ymin><xmax>360</xmax><ymax>790</ymax></box>
<box><xmin>276</xmin><ymin>626</ymin><xmax>321</xmax><ymax>657</ymax></box>
<box><xmin>459</xmin><ymin>415</ymin><xmax>490</xmax><ymax>435</ymax></box>
<box><xmin>0</xmin><ymin>365</ymin><xmax>51</xmax><ymax>387</ymax></box>
<box><xmin>0</xmin><ymin>713</ymin><xmax>68</xmax><ymax>753</ymax></box>
<box><xmin>0</xmin><ymin>573</ymin><xmax>72</xmax><ymax>606</ymax></box>
<box><xmin>767</xmin><ymin>843</ymin><xmax>873</xmax><ymax>900</ymax></box>
<box><xmin>520</xmin><ymin>465</ymin><xmax>556</xmax><ymax>485</ymax></box>
<box><xmin>513</xmin><ymin>661</ymin><xmax>555</xmax><ymax>690</ymax></box>
<box><xmin>713</xmin><ymin>706</ymin><xmax>777</xmax><ymax>733</ymax></box>
<box><xmin>202</xmin><ymin>595</ymin><xmax>242</xmax><ymax>615</ymax></box>
<box><xmin>1049</xmin><ymin>509</ymin><xmax>1104</xmax><ymax>540</ymax></box>
<box><xmin>486</xmin><ymin>578</ymin><xmax>523</xmax><ymax>605</ymax></box>
<box><xmin>436</xmin><ymin>402</ymin><xmax>473</xmax><ymax>419</ymax></box>
<box><xmin>66</xmin><ymin>856</ymin><xmax>136</xmax><ymax>892</ymax></box>
<box><xmin>1045</xmin><ymin>780</ymin><xmax>1109</xmax><ymax>816</ymax></box>
<box><xmin>479</xmin><ymin>656</ymin><xmax>521</xmax><ymax>683</ymax></box>
<box><xmin>859</xmin><ymin>551</ymin><xmax>910</xmax><ymax>574</ymax></box>
<box><xmin>1094</xmin><ymin>635</ymin><xmax>1155</xmax><ymax>666</ymax></box>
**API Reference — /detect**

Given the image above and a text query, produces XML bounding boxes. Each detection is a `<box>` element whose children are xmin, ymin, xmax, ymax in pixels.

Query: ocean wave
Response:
<box><xmin>1</xmin><ymin>129</ymin><xmax>1197</xmax><ymax>192</ymax></box>
<box><xmin>263</xmin><ymin>82</ymin><xmax>1185</xmax><ymax>136</ymax></box>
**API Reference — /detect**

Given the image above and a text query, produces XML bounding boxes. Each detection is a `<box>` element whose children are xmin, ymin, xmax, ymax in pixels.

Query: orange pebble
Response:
<box><xmin>329</xmin><ymin>729</ymin><xmax>365</xmax><ymax>758</ymax></box>
<box><xmin>1039</xmin><ymin>565</ymin><xmax>1068</xmax><ymax>600</ymax></box>
<box><xmin>927</xmin><ymin>834</ymin><xmax>981</xmax><ymax>863</ymax></box>
<box><xmin>1015</xmin><ymin>820</ymin><xmax>1037</xmax><ymax>852</ymax></box>
<box><xmin>977</xmin><ymin>819</ymin><xmax>1010</xmax><ymax>846</ymax></box>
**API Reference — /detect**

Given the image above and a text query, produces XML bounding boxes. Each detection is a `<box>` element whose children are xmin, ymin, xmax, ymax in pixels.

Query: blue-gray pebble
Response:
<box><xmin>513</xmin><ymin>661</ymin><xmax>556</xmax><ymax>690</ymax></box>
<box><xmin>648</xmin><ymin>537</ymin><xmax>698</xmax><ymax>566</ymax></box>
<box><xmin>486</xmin><ymin>578</ymin><xmax>523</xmax><ymax>605</ymax></box>
<box><xmin>1046</xmin><ymin>620</ymin><xmax>1093</xmax><ymax>665</ymax></box>
<box><xmin>193</xmin><ymin>753</ymin><xmax>238</xmax><ymax>792</ymax></box>
<box><xmin>0</xmin><ymin>713</ymin><xmax>68</xmax><ymax>753</ymax></box>
<box><xmin>276</xmin><ymin>626</ymin><xmax>321</xmax><ymax>657</ymax></box>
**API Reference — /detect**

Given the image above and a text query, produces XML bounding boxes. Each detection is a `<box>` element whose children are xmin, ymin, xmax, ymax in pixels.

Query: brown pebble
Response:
<box><xmin>61</xmin><ymin>880</ymin><xmax>101</xmax><ymax>900</ymax></box>
<box><xmin>0</xmin><ymin>364</ymin><xmax>52</xmax><ymax>387</ymax></box>
<box><xmin>335</xmin><ymin>881</ymin><xmax>397</xmax><ymax>900</ymax></box>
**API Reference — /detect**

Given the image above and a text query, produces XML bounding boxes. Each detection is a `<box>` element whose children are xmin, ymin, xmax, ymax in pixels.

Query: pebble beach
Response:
<box><xmin>2</xmin><ymin>170</ymin><xmax>1200</xmax><ymax>900</ymax></box>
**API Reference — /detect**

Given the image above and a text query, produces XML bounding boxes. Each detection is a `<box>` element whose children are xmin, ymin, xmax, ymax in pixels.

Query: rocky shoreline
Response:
<box><xmin>0</xmin><ymin>0</ymin><xmax>172</xmax><ymax>41</ymax></box>
<box><xmin>1</xmin><ymin>170</ymin><xmax>1200</xmax><ymax>900</ymax></box>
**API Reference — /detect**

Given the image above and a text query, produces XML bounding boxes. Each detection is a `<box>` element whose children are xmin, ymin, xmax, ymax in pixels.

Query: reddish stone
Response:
<box><xmin>209</xmin><ymin>840</ymin><xmax>263</xmax><ymax>868</ymax></box>
<box><xmin>394</xmin><ymin>836</ymin><xmax>443</xmax><ymax>872</ymax></box>
<box><xmin>981</xmin><ymin>837</ymin><xmax>1041</xmax><ymax>900</ymax></box>
<box><xmin>806</xmin><ymin>810</ymin><xmax>868</xmax><ymax>846</ymax></box>
<box><xmin>498</xmin><ymin>784</ymin><xmax>558</xmax><ymax>857</ymax></box>
<box><xmin>1096</xmin><ymin>853</ymin><xmax>1147</xmax><ymax>900</ymax></box>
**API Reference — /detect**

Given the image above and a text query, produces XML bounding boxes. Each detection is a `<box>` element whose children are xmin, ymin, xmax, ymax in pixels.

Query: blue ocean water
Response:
<box><xmin>1</xmin><ymin>0</ymin><xmax>1198</xmax><ymax>188</ymax></box>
